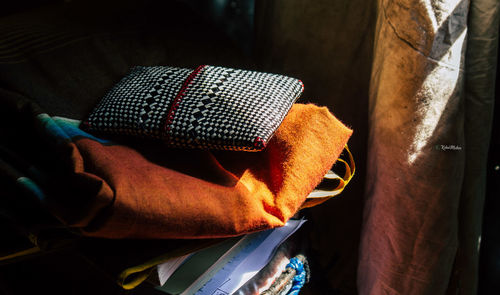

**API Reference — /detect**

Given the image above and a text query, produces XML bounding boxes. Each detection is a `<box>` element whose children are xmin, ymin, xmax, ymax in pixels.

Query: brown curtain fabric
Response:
<box><xmin>360</xmin><ymin>0</ymin><xmax>468</xmax><ymax>293</ymax></box>
<box><xmin>255</xmin><ymin>0</ymin><xmax>499</xmax><ymax>294</ymax></box>
<box><xmin>360</xmin><ymin>0</ymin><xmax>499</xmax><ymax>294</ymax></box>
<box><xmin>455</xmin><ymin>0</ymin><xmax>499</xmax><ymax>293</ymax></box>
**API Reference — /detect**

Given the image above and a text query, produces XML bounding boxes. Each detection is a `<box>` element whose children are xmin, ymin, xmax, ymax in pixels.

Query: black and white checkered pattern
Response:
<box><xmin>85</xmin><ymin>66</ymin><xmax>190</xmax><ymax>139</ymax></box>
<box><xmin>83</xmin><ymin>65</ymin><xmax>304</xmax><ymax>151</ymax></box>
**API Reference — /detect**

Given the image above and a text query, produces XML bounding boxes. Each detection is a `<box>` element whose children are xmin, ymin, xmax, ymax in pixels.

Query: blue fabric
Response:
<box><xmin>286</xmin><ymin>257</ymin><xmax>306</xmax><ymax>295</ymax></box>
<box><xmin>36</xmin><ymin>113</ymin><xmax>110</xmax><ymax>144</ymax></box>
<box><xmin>52</xmin><ymin>116</ymin><xmax>110</xmax><ymax>144</ymax></box>
<box><xmin>16</xmin><ymin>177</ymin><xmax>46</xmax><ymax>201</ymax></box>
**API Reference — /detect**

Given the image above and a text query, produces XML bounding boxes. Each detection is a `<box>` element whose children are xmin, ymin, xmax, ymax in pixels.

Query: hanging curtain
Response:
<box><xmin>359</xmin><ymin>0</ymin><xmax>498</xmax><ymax>293</ymax></box>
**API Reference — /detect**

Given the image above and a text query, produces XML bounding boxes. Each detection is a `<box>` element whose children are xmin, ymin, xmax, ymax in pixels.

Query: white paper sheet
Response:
<box><xmin>184</xmin><ymin>219</ymin><xmax>306</xmax><ymax>295</ymax></box>
<box><xmin>158</xmin><ymin>254</ymin><xmax>192</xmax><ymax>286</ymax></box>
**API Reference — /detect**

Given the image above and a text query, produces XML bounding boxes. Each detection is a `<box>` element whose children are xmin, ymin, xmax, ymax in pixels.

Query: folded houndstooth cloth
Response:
<box><xmin>82</xmin><ymin>65</ymin><xmax>304</xmax><ymax>151</ymax></box>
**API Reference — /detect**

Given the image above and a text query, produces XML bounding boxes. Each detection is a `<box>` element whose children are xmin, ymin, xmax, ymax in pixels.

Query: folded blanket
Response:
<box><xmin>29</xmin><ymin>103</ymin><xmax>352</xmax><ymax>239</ymax></box>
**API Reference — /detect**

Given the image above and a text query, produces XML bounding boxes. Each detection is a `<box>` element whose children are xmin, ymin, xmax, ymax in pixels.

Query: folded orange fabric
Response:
<box><xmin>50</xmin><ymin>103</ymin><xmax>352</xmax><ymax>239</ymax></box>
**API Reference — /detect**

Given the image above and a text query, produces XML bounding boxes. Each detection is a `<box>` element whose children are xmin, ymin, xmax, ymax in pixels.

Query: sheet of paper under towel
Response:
<box><xmin>182</xmin><ymin>219</ymin><xmax>306</xmax><ymax>295</ymax></box>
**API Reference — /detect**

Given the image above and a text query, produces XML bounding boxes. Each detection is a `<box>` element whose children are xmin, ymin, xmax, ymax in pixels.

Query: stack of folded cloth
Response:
<box><xmin>6</xmin><ymin>65</ymin><xmax>354</xmax><ymax>293</ymax></box>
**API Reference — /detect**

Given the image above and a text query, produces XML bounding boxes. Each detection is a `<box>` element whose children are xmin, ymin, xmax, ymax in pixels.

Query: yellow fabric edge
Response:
<box><xmin>301</xmin><ymin>145</ymin><xmax>355</xmax><ymax>208</ymax></box>
<box><xmin>118</xmin><ymin>239</ymin><xmax>220</xmax><ymax>290</ymax></box>
<box><xmin>0</xmin><ymin>246</ymin><xmax>41</xmax><ymax>262</ymax></box>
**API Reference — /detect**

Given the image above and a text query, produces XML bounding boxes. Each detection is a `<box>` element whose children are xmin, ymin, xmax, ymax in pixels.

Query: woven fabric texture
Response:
<box><xmin>83</xmin><ymin>65</ymin><xmax>304</xmax><ymax>151</ymax></box>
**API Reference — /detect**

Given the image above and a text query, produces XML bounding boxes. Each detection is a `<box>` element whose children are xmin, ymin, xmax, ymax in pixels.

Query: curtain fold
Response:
<box><xmin>359</xmin><ymin>0</ymin><xmax>498</xmax><ymax>294</ymax></box>
<box><xmin>454</xmin><ymin>0</ymin><xmax>499</xmax><ymax>293</ymax></box>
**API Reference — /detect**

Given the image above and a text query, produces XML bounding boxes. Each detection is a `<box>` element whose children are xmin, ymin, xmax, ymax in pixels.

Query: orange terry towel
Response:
<box><xmin>47</xmin><ymin>103</ymin><xmax>352</xmax><ymax>239</ymax></box>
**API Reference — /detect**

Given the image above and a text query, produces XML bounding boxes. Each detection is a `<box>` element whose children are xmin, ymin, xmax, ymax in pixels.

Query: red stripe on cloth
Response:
<box><xmin>163</xmin><ymin>65</ymin><xmax>207</xmax><ymax>138</ymax></box>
